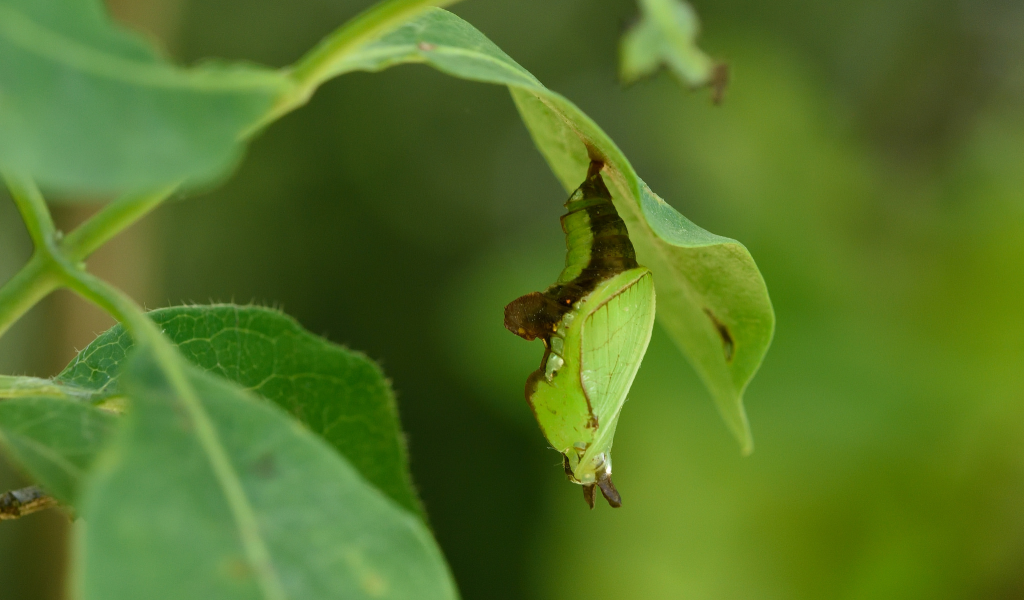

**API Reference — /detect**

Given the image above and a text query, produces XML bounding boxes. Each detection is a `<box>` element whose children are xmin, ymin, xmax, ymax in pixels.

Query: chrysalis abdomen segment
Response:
<box><xmin>553</xmin><ymin>163</ymin><xmax>639</xmax><ymax>293</ymax></box>
<box><xmin>503</xmin><ymin>161</ymin><xmax>639</xmax><ymax>343</ymax></box>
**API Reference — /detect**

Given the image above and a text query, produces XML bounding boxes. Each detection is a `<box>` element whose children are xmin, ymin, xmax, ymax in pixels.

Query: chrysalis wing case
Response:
<box><xmin>504</xmin><ymin>161</ymin><xmax>656</xmax><ymax>508</ymax></box>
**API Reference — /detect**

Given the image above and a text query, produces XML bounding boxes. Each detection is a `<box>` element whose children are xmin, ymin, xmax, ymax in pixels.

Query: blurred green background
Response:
<box><xmin>2</xmin><ymin>0</ymin><xmax>1024</xmax><ymax>598</ymax></box>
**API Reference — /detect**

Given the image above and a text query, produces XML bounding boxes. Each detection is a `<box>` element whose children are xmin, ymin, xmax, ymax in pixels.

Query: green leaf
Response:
<box><xmin>0</xmin><ymin>0</ymin><xmax>292</xmax><ymax>195</ymax></box>
<box><xmin>298</xmin><ymin>8</ymin><xmax>773</xmax><ymax>452</ymax></box>
<box><xmin>58</xmin><ymin>305</ymin><xmax>422</xmax><ymax>516</ymax></box>
<box><xmin>620</xmin><ymin>0</ymin><xmax>727</xmax><ymax>100</ymax></box>
<box><xmin>77</xmin><ymin>345</ymin><xmax>458</xmax><ymax>600</ymax></box>
<box><xmin>0</xmin><ymin>396</ymin><xmax>116</xmax><ymax>505</ymax></box>
<box><xmin>0</xmin><ymin>376</ymin><xmax>116</xmax><ymax>504</ymax></box>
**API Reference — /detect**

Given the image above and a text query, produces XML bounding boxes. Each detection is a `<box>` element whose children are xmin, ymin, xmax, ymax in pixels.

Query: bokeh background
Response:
<box><xmin>2</xmin><ymin>0</ymin><xmax>1024</xmax><ymax>598</ymax></box>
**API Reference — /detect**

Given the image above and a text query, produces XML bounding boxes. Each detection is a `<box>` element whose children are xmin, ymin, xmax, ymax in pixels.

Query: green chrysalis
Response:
<box><xmin>504</xmin><ymin>161</ymin><xmax>655</xmax><ymax>508</ymax></box>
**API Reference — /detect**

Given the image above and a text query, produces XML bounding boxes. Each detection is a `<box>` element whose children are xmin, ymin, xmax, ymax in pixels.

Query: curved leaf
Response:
<box><xmin>58</xmin><ymin>305</ymin><xmax>422</xmax><ymax>516</ymax></box>
<box><xmin>302</xmin><ymin>8</ymin><xmax>773</xmax><ymax>451</ymax></box>
<box><xmin>0</xmin><ymin>0</ymin><xmax>291</xmax><ymax>194</ymax></box>
<box><xmin>77</xmin><ymin>346</ymin><xmax>457</xmax><ymax>600</ymax></box>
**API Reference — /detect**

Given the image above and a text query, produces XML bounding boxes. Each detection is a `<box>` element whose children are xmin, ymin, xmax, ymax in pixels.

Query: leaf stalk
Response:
<box><xmin>3</xmin><ymin>173</ymin><xmax>57</xmax><ymax>251</ymax></box>
<box><xmin>0</xmin><ymin>177</ymin><xmax>173</xmax><ymax>339</ymax></box>
<box><xmin>61</xmin><ymin>186</ymin><xmax>177</xmax><ymax>262</ymax></box>
<box><xmin>257</xmin><ymin>0</ymin><xmax>462</xmax><ymax>130</ymax></box>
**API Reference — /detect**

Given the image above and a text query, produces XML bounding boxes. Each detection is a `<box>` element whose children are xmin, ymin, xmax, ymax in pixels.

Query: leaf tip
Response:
<box><xmin>718</xmin><ymin>393</ymin><xmax>754</xmax><ymax>456</ymax></box>
<box><xmin>740</xmin><ymin>435</ymin><xmax>754</xmax><ymax>457</ymax></box>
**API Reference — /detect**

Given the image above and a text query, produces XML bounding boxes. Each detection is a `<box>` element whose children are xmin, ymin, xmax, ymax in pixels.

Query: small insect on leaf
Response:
<box><xmin>504</xmin><ymin>161</ymin><xmax>656</xmax><ymax>508</ymax></box>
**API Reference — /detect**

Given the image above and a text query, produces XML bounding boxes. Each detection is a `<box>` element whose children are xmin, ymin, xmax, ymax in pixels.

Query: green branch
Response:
<box><xmin>0</xmin><ymin>176</ymin><xmax>173</xmax><ymax>340</ymax></box>
<box><xmin>0</xmin><ymin>254</ymin><xmax>60</xmax><ymax>339</ymax></box>
<box><xmin>257</xmin><ymin>0</ymin><xmax>462</xmax><ymax>128</ymax></box>
<box><xmin>0</xmin><ymin>173</ymin><xmax>62</xmax><ymax>338</ymax></box>
<box><xmin>3</xmin><ymin>172</ymin><xmax>56</xmax><ymax>251</ymax></box>
<box><xmin>61</xmin><ymin>186</ymin><xmax>176</xmax><ymax>262</ymax></box>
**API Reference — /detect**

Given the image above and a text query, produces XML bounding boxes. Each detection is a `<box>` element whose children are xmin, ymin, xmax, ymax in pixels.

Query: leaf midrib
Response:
<box><xmin>148</xmin><ymin>341</ymin><xmax>289</xmax><ymax>600</ymax></box>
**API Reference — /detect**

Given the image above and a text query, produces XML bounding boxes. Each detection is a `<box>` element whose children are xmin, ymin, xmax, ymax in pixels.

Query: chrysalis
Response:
<box><xmin>504</xmin><ymin>161</ymin><xmax>655</xmax><ymax>508</ymax></box>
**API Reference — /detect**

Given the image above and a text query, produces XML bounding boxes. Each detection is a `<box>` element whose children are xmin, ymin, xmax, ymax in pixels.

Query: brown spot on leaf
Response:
<box><xmin>345</xmin><ymin>550</ymin><xmax>389</xmax><ymax>597</ymax></box>
<box><xmin>703</xmin><ymin>308</ymin><xmax>735</xmax><ymax>362</ymax></box>
<box><xmin>252</xmin><ymin>453</ymin><xmax>276</xmax><ymax>479</ymax></box>
<box><xmin>361</xmin><ymin>572</ymin><xmax>388</xmax><ymax>597</ymax></box>
<box><xmin>223</xmin><ymin>557</ymin><xmax>252</xmax><ymax>580</ymax></box>
<box><xmin>417</xmin><ymin>41</ymin><xmax>436</xmax><ymax>51</ymax></box>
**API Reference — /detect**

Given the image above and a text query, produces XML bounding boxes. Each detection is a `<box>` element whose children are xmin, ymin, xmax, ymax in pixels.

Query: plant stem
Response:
<box><xmin>61</xmin><ymin>186</ymin><xmax>176</xmax><ymax>262</ymax></box>
<box><xmin>0</xmin><ymin>174</ymin><xmax>63</xmax><ymax>338</ymax></box>
<box><xmin>0</xmin><ymin>255</ymin><xmax>61</xmax><ymax>339</ymax></box>
<box><xmin>0</xmin><ymin>176</ymin><xmax>172</xmax><ymax>340</ymax></box>
<box><xmin>3</xmin><ymin>172</ymin><xmax>57</xmax><ymax>251</ymax></box>
<box><xmin>57</xmin><ymin>259</ymin><xmax>152</xmax><ymax>336</ymax></box>
<box><xmin>290</xmin><ymin>0</ymin><xmax>455</xmax><ymax>87</ymax></box>
<box><xmin>257</xmin><ymin>0</ymin><xmax>462</xmax><ymax>129</ymax></box>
